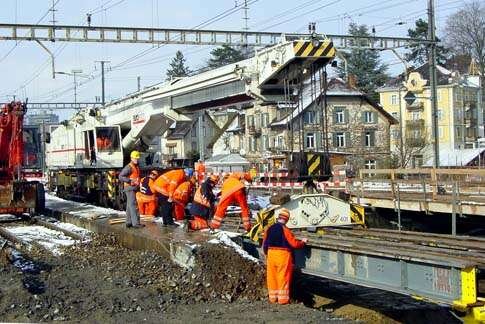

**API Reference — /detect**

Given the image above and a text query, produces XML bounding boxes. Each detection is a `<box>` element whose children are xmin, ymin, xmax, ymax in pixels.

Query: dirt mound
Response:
<box><xmin>0</xmin><ymin>234</ymin><xmax>267</xmax><ymax>322</ymax></box>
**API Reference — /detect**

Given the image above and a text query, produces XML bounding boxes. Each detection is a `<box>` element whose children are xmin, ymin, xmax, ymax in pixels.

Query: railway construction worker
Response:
<box><xmin>153</xmin><ymin>168</ymin><xmax>193</xmax><ymax>226</ymax></box>
<box><xmin>188</xmin><ymin>174</ymin><xmax>219</xmax><ymax>231</ymax></box>
<box><xmin>211</xmin><ymin>171</ymin><xmax>253</xmax><ymax>232</ymax></box>
<box><xmin>263</xmin><ymin>208</ymin><xmax>307</xmax><ymax>305</ymax></box>
<box><xmin>118</xmin><ymin>151</ymin><xmax>144</xmax><ymax>228</ymax></box>
<box><xmin>194</xmin><ymin>159</ymin><xmax>206</xmax><ymax>185</ymax></box>
<box><xmin>136</xmin><ymin>170</ymin><xmax>159</xmax><ymax>218</ymax></box>
<box><xmin>172</xmin><ymin>176</ymin><xmax>196</xmax><ymax>221</ymax></box>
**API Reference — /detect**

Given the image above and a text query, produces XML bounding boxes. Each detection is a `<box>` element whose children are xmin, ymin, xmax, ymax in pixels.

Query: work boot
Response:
<box><xmin>180</xmin><ymin>219</ymin><xmax>190</xmax><ymax>232</ymax></box>
<box><xmin>125</xmin><ymin>224</ymin><xmax>132</xmax><ymax>228</ymax></box>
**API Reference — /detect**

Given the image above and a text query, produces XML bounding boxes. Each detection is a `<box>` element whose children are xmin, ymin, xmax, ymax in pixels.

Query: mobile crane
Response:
<box><xmin>0</xmin><ymin>101</ymin><xmax>45</xmax><ymax>215</ymax></box>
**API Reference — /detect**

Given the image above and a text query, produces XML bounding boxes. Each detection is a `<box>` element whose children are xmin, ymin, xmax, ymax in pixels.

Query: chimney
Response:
<box><xmin>347</xmin><ymin>74</ymin><xmax>357</xmax><ymax>88</ymax></box>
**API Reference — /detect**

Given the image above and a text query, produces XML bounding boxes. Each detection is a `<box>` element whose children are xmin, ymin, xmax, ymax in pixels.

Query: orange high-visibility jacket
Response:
<box><xmin>152</xmin><ymin>169</ymin><xmax>185</xmax><ymax>198</ymax></box>
<box><xmin>122</xmin><ymin>162</ymin><xmax>140</xmax><ymax>189</ymax></box>
<box><xmin>195</xmin><ymin>162</ymin><xmax>205</xmax><ymax>179</ymax></box>
<box><xmin>173</xmin><ymin>180</ymin><xmax>193</xmax><ymax>204</ymax></box>
<box><xmin>219</xmin><ymin>172</ymin><xmax>251</xmax><ymax>203</ymax></box>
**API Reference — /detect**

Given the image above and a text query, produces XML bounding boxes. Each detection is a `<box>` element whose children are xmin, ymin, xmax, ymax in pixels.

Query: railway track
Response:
<box><xmin>0</xmin><ymin>215</ymin><xmax>90</xmax><ymax>256</ymax></box>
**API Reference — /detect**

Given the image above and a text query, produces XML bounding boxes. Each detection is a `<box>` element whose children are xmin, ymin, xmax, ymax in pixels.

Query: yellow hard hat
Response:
<box><xmin>130</xmin><ymin>150</ymin><xmax>140</xmax><ymax>159</ymax></box>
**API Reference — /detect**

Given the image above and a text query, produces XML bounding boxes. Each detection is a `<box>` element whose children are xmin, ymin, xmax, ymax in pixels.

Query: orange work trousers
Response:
<box><xmin>189</xmin><ymin>215</ymin><xmax>209</xmax><ymax>230</ymax></box>
<box><xmin>266</xmin><ymin>248</ymin><xmax>293</xmax><ymax>305</ymax></box>
<box><xmin>211</xmin><ymin>189</ymin><xmax>251</xmax><ymax>231</ymax></box>
<box><xmin>136</xmin><ymin>192</ymin><xmax>158</xmax><ymax>217</ymax></box>
<box><xmin>173</xmin><ymin>202</ymin><xmax>186</xmax><ymax>221</ymax></box>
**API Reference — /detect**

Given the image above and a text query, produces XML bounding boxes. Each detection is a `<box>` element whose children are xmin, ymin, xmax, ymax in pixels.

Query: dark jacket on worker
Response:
<box><xmin>119</xmin><ymin>163</ymin><xmax>139</xmax><ymax>192</ymax></box>
<box><xmin>263</xmin><ymin>222</ymin><xmax>304</xmax><ymax>257</ymax></box>
<box><xmin>189</xmin><ymin>179</ymin><xmax>216</xmax><ymax>218</ymax></box>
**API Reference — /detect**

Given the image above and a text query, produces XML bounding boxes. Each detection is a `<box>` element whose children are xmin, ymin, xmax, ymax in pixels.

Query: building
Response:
<box><xmin>378</xmin><ymin>63</ymin><xmax>482</xmax><ymax>167</ymax></box>
<box><xmin>25</xmin><ymin>111</ymin><xmax>59</xmax><ymax>126</ymax></box>
<box><xmin>240</xmin><ymin>78</ymin><xmax>397</xmax><ymax>171</ymax></box>
<box><xmin>159</xmin><ymin>111</ymin><xmax>224</xmax><ymax>166</ymax></box>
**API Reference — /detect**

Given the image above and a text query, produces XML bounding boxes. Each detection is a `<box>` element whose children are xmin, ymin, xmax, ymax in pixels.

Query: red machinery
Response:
<box><xmin>0</xmin><ymin>101</ymin><xmax>44</xmax><ymax>215</ymax></box>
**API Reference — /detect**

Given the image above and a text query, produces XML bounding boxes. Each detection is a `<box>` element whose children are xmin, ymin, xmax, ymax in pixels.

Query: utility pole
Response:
<box><xmin>137</xmin><ymin>76</ymin><xmax>141</xmax><ymax>92</ymax></box>
<box><xmin>428</xmin><ymin>0</ymin><xmax>439</xmax><ymax>168</ymax></box>
<box><xmin>49</xmin><ymin>0</ymin><xmax>57</xmax><ymax>27</ymax></box>
<box><xmin>96</xmin><ymin>60</ymin><xmax>110</xmax><ymax>105</ymax></box>
<box><xmin>71</xmin><ymin>70</ymin><xmax>83</xmax><ymax>104</ymax></box>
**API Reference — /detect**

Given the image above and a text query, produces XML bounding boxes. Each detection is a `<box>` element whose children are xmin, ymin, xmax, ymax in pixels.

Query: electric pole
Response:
<box><xmin>137</xmin><ymin>76</ymin><xmax>141</xmax><ymax>92</ymax></box>
<box><xmin>428</xmin><ymin>0</ymin><xmax>439</xmax><ymax>168</ymax></box>
<box><xmin>96</xmin><ymin>60</ymin><xmax>110</xmax><ymax>105</ymax></box>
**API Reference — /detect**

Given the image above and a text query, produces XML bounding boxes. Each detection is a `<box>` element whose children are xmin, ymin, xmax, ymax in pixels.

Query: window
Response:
<box><xmin>437</xmin><ymin>109</ymin><xmax>443</xmax><ymax>120</ymax></box>
<box><xmin>247</xmin><ymin>115</ymin><xmax>255</xmax><ymax>128</ymax></box>
<box><xmin>249</xmin><ymin>137</ymin><xmax>256</xmax><ymax>152</ymax></box>
<box><xmin>277</xmin><ymin>135</ymin><xmax>284</xmax><ymax>149</ymax></box>
<box><xmin>304</xmin><ymin>111</ymin><xmax>316</xmax><ymax>124</ymax></box>
<box><xmin>335</xmin><ymin>132</ymin><xmax>346</xmax><ymax>147</ymax></box>
<box><xmin>391</xmin><ymin>95</ymin><xmax>398</xmax><ymax>105</ymax></box>
<box><xmin>203</xmin><ymin>127</ymin><xmax>207</xmax><ymax>137</ymax></box>
<box><xmin>391</xmin><ymin>112</ymin><xmax>399</xmax><ymax>119</ymax></box>
<box><xmin>363</xmin><ymin>111</ymin><xmax>375</xmax><ymax>123</ymax></box>
<box><xmin>365</xmin><ymin>159</ymin><xmax>377</xmax><ymax>169</ymax></box>
<box><xmin>95</xmin><ymin>127</ymin><xmax>121</xmax><ymax>152</ymax></box>
<box><xmin>412</xmin><ymin>111</ymin><xmax>421</xmax><ymax>120</ymax></box>
<box><xmin>437</xmin><ymin>90</ymin><xmax>441</xmax><ymax>102</ymax></box>
<box><xmin>306</xmin><ymin>133</ymin><xmax>316</xmax><ymax>149</ymax></box>
<box><xmin>191</xmin><ymin>126</ymin><xmax>196</xmax><ymax>137</ymax></box>
<box><xmin>262</xmin><ymin>135</ymin><xmax>269</xmax><ymax>150</ymax></box>
<box><xmin>391</xmin><ymin>129</ymin><xmax>400</xmax><ymax>139</ymax></box>
<box><xmin>261</xmin><ymin>113</ymin><xmax>270</xmax><ymax>127</ymax></box>
<box><xmin>334</xmin><ymin>107</ymin><xmax>346</xmax><ymax>124</ymax></box>
<box><xmin>438</xmin><ymin>126</ymin><xmax>443</xmax><ymax>139</ymax></box>
<box><xmin>192</xmin><ymin>141</ymin><xmax>197</xmax><ymax>150</ymax></box>
<box><xmin>456</xmin><ymin>126</ymin><xmax>462</xmax><ymax>138</ymax></box>
<box><xmin>364</xmin><ymin>130</ymin><xmax>375</xmax><ymax>147</ymax></box>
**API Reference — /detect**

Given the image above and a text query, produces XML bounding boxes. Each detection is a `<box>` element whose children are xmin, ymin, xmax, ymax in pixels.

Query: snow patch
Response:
<box><xmin>209</xmin><ymin>232</ymin><xmax>259</xmax><ymax>263</ymax></box>
<box><xmin>7</xmin><ymin>226</ymin><xmax>78</xmax><ymax>256</ymax></box>
<box><xmin>54</xmin><ymin>222</ymin><xmax>91</xmax><ymax>237</ymax></box>
<box><xmin>46</xmin><ymin>193</ymin><xmax>125</xmax><ymax>219</ymax></box>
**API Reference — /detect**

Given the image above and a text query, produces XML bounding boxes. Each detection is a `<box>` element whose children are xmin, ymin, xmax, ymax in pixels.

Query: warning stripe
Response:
<box><xmin>307</xmin><ymin>153</ymin><xmax>321</xmax><ymax>176</ymax></box>
<box><xmin>293</xmin><ymin>40</ymin><xmax>335</xmax><ymax>58</ymax></box>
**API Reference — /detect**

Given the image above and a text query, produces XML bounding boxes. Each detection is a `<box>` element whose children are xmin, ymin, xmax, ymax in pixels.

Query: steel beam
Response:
<box><xmin>0</xmin><ymin>23</ymin><xmax>433</xmax><ymax>50</ymax></box>
<box><xmin>27</xmin><ymin>102</ymin><xmax>102</xmax><ymax>110</ymax></box>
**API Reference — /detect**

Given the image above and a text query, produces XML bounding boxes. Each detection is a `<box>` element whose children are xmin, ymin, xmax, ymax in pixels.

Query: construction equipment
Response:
<box><xmin>248</xmin><ymin>193</ymin><xmax>364</xmax><ymax>241</ymax></box>
<box><xmin>0</xmin><ymin>101</ymin><xmax>45</xmax><ymax>215</ymax></box>
<box><xmin>46</xmin><ymin>36</ymin><xmax>336</xmax><ymax>209</ymax></box>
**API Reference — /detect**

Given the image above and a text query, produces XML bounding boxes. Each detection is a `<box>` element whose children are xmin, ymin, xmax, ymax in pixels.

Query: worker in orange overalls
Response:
<box><xmin>188</xmin><ymin>174</ymin><xmax>219</xmax><ymax>230</ymax></box>
<box><xmin>172</xmin><ymin>176</ymin><xmax>196</xmax><ymax>221</ymax></box>
<box><xmin>211</xmin><ymin>172</ymin><xmax>253</xmax><ymax>232</ymax></box>
<box><xmin>136</xmin><ymin>170</ymin><xmax>159</xmax><ymax>218</ymax></box>
<box><xmin>118</xmin><ymin>151</ymin><xmax>144</xmax><ymax>228</ymax></box>
<box><xmin>263</xmin><ymin>208</ymin><xmax>307</xmax><ymax>305</ymax></box>
<box><xmin>194</xmin><ymin>159</ymin><xmax>206</xmax><ymax>185</ymax></box>
<box><xmin>152</xmin><ymin>168</ymin><xmax>193</xmax><ymax>226</ymax></box>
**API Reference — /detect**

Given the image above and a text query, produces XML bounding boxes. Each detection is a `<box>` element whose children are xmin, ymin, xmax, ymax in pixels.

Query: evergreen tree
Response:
<box><xmin>207</xmin><ymin>45</ymin><xmax>245</xmax><ymax>69</ymax></box>
<box><xmin>166</xmin><ymin>51</ymin><xmax>191</xmax><ymax>81</ymax></box>
<box><xmin>405</xmin><ymin>18</ymin><xmax>449</xmax><ymax>66</ymax></box>
<box><xmin>336</xmin><ymin>23</ymin><xmax>388</xmax><ymax>99</ymax></box>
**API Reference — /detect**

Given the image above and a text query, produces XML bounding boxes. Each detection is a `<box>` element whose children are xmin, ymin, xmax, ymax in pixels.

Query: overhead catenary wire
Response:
<box><xmin>36</xmin><ymin>0</ymin><xmax>259</xmax><ymax>102</ymax></box>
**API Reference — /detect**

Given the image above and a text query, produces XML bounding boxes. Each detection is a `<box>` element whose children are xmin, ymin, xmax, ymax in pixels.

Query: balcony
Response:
<box><xmin>406</xmin><ymin>101</ymin><xmax>424</xmax><ymax>111</ymax></box>
<box><xmin>406</xmin><ymin>119</ymin><xmax>425</xmax><ymax>129</ymax></box>
<box><xmin>247</xmin><ymin>125</ymin><xmax>262</xmax><ymax>137</ymax></box>
<box><xmin>406</xmin><ymin>138</ymin><xmax>426</xmax><ymax>147</ymax></box>
<box><xmin>162</xmin><ymin>153</ymin><xmax>177</xmax><ymax>161</ymax></box>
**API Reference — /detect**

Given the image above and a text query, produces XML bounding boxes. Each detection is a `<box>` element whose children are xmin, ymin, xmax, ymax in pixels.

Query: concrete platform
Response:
<box><xmin>44</xmin><ymin>194</ymin><xmax>223</xmax><ymax>268</ymax></box>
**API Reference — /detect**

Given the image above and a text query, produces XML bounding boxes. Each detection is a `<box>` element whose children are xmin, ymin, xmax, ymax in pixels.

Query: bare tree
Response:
<box><xmin>444</xmin><ymin>1</ymin><xmax>485</xmax><ymax>77</ymax></box>
<box><xmin>393</xmin><ymin>127</ymin><xmax>430</xmax><ymax>168</ymax></box>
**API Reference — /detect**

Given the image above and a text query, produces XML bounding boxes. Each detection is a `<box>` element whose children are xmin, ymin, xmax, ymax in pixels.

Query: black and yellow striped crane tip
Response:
<box><xmin>293</xmin><ymin>39</ymin><xmax>336</xmax><ymax>58</ymax></box>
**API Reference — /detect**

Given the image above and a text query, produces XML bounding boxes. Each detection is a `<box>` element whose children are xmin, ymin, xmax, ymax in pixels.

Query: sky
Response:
<box><xmin>0</xmin><ymin>0</ymin><xmax>465</xmax><ymax>119</ymax></box>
